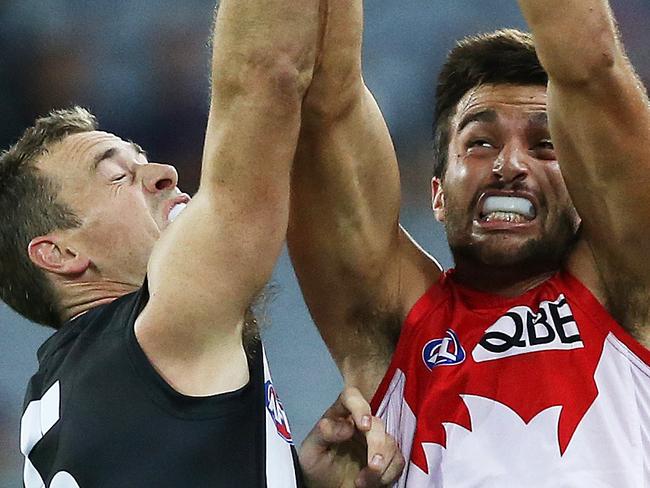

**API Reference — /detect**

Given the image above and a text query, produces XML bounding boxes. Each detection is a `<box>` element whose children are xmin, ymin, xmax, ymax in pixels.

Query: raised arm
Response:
<box><xmin>134</xmin><ymin>0</ymin><xmax>320</xmax><ymax>395</ymax></box>
<box><xmin>518</xmin><ymin>1</ymin><xmax>650</xmax><ymax>338</ymax></box>
<box><xmin>288</xmin><ymin>0</ymin><xmax>440</xmax><ymax>398</ymax></box>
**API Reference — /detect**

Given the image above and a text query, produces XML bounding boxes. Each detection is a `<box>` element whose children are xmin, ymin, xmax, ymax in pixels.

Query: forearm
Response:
<box><xmin>211</xmin><ymin>0</ymin><xmax>319</xmax><ymax>99</ymax></box>
<box><xmin>302</xmin><ymin>0</ymin><xmax>364</xmax><ymax>120</ymax></box>
<box><xmin>202</xmin><ymin>0</ymin><xmax>321</xmax><ymax>187</ymax></box>
<box><xmin>192</xmin><ymin>0</ymin><xmax>321</xmax><ymax>314</ymax></box>
<box><xmin>295</xmin><ymin>0</ymin><xmax>397</xmax><ymax>257</ymax></box>
<box><xmin>518</xmin><ymin>0</ymin><xmax>621</xmax><ymax>85</ymax></box>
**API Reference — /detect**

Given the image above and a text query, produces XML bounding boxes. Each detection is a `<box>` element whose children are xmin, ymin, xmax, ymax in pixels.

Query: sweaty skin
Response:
<box><xmin>289</xmin><ymin>0</ymin><xmax>650</xmax><ymax>405</ymax></box>
<box><xmin>438</xmin><ymin>84</ymin><xmax>581</xmax><ymax>295</ymax></box>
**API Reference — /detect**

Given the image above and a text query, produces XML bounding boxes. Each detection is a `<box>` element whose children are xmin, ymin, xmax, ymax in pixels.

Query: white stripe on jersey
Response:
<box><xmin>263</xmin><ymin>348</ymin><xmax>298</xmax><ymax>488</ymax></box>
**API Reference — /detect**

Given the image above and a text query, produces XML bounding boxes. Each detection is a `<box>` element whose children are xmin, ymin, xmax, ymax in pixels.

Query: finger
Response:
<box><xmin>364</xmin><ymin>415</ymin><xmax>388</xmax><ymax>468</ymax></box>
<box><xmin>334</xmin><ymin>386</ymin><xmax>372</xmax><ymax>432</ymax></box>
<box><xmin>380</xmin><ymin>443</ymin><xmax>405</xmax><ymax>485</ymax></box>
<box><xmin>355</xmin><ymin>446</ymin><xmax>403</xmax><ymax>488</ymax></box>
<box><xmin>362</xmin><ymin>415</ymin><xmax>406</xmax><ymax>484</ymax></box>
<box><xmin>352</xmin><ymin>417</ymin><xmax>390</xmax><ymax>487</ymax></box>
<box><xmin>309</xmin><ymin>416</ymin><xmax>357</xmax><ymax>448</ymax></box>
<box><xmin>299</xmin><ymin>415</ymin><xmax>357</xmax><ymax>472</ymax></box>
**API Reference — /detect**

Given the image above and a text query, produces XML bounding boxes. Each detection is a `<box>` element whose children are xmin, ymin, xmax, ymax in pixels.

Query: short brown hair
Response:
<box><xmin>0</xmin><ymin>107</ymin><xmax>97</xmax><ymax>328</ymax></box>
<box><xmin>433</xmin><ymin>29</ymin><xmax>548</xmax><ymax>179</ymax></box>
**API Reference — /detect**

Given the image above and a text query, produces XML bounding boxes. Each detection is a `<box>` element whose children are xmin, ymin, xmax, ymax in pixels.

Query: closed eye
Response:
<box><xmin>111</xmin><ymin>174</ymin><xmax>128</xmax><ymax>182</ymax></box>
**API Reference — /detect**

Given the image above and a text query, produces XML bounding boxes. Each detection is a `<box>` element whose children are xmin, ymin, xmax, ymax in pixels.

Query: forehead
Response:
<box><xmin>36</xmin><ymin>131</ymin><xmax>137</xmax><ymax>203</ymax></box>
<box><xmin>451</xmin><ymin>83</ymin><xmax>548</xmax><ymax>131</ymax></box>
<box><xmin>39</xmin><ymin>131</ymin><xmax>135</xmax><ymax>176</ymax></box>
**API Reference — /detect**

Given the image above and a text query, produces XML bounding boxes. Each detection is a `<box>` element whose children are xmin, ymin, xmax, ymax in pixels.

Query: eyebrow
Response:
<box><xmin>91</xmin><ymin>142</ymin><xmax>148</xmax><ymax>171</ymax></box>
<box><xmin>457</xmin><ymin>109</ymin><xmax>498</xmax><ymax>132</ymax></box>
<box><xmin>92</xmin><ymin>148</ymin><xmax>116</xmax><ymax>171</ymax></box>
<box><xmin>128</xmin><ymin>141</ymin><xmax>148</xmax><ymax>158</ymax></box>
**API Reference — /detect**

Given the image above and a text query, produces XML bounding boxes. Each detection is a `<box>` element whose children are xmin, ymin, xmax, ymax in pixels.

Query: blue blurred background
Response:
<box><xmin>1</xmin><ymin>0</ymin><xmax>649</xmax><ymax>485</ymax></box>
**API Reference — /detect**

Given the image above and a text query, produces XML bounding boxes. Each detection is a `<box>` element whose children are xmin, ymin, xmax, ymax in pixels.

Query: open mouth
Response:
<box><xmin>478</xmin><ymin>195</ymin><xmax>536</xmax><ymax>224</ymax></box>
<box><xmin>165</xmin><ymin>193</ymin><xmax>191</xmax><ymax>224</ymax></box>
<box><xmin>168</xmin><ymin>202</ymin><xmax>187</xmax><ymax>222</ymax></box>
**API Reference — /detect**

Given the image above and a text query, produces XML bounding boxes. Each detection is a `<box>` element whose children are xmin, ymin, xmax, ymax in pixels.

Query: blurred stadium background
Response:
<box><xmin>1</xmin><ymin>0</ymin><xmax>648</xmax><ymax>485</ymax></box>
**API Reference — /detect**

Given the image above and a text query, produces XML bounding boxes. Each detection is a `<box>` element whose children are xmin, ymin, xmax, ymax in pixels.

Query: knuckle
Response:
<box><xmin>342</xmin><ymin>385</ymin><xmax>360</xmax><ymax>403</ymax></box>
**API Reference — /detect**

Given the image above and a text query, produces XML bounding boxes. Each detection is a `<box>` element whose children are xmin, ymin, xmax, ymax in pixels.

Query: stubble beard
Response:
<box><xmin>445</xmin><ymin>206</ymin><xmax>580</xmax><ymax>273</ymax></box>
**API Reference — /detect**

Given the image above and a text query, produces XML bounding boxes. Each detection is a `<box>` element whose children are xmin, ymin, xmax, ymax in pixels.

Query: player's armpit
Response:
<box><xmin>289</xmin><ymin>0</ymin><xmax>440</xmax><ymax>399</ymax></box>
<box><xmin>289</xmin><ymin>86</ymin><xmax>439</xmax><ymax>399</ymax></box>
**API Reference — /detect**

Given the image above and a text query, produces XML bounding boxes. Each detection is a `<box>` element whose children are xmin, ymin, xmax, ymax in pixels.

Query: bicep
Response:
<box><xmin>145</xmin><ymin>191</ymin><xmax>282</xmax><ymax>339</ymax></box>
<box><xmin>134</xmin><ymin>94</ymin><xmax>299</xmax><ymax>390</ymax></box>
<box><xmin>289</xmin><ymin>87</ymin><xmax>439</xmax><ymax>377</ymax></box>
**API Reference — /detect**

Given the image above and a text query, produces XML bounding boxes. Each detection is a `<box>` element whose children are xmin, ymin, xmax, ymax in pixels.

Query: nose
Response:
<box><xmin>492</xmin><ymin>143</ymin><xmax>530</xmax><ymax>184</ymax></box>
<box><xmin>140</xmin><ymin>163</ymin><xmax>179</xmax><ymax>193</ymax></box>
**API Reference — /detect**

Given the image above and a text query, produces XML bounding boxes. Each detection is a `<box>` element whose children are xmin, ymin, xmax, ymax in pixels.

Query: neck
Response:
<box><xmin>58</xmin><ymin>279</ymin><xmax>140</xmax><ymax>323</ymax></box>
<box><xmin>453</xmin><ymin>257</ymin><xmax>559</xmax><ymax>297</ymax></box>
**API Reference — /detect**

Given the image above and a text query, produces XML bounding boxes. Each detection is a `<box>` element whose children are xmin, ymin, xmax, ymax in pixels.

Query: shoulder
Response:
<box><xmin>37</xmin><ymin>288</ymin><xmax>140</xmax><ymax>358</ymax></box>
<box><xmin>27</xmin><ymin>287</ymin><xmax>146</xmax><ymax>397</ymax></box>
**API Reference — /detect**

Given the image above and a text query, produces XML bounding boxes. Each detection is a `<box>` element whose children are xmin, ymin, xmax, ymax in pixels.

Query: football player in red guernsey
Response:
<box><xmin>289</xmin><ymin>0</ymin><xmax>650</xmax><ymax>485</ymax></box>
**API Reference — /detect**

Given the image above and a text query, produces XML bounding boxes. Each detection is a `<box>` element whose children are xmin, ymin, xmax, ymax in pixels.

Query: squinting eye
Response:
<box><xmin>111</xmin><ymin>174</ymin><xmax>128</xmax><ymax>182</ymax></box>
<box><xmin>538</xmin><ymin>139</ymin><xmax>554</xmax><ymax>150</ymax></box>
<box><xmin>468</xmin><ymin>139</ymin><xmax>494</xmax><ymax>149</ymax></box>
<box><xmin>532</xmin><ymin>139</ymin><xmax>556</xmax><ymax>161</ymax></box>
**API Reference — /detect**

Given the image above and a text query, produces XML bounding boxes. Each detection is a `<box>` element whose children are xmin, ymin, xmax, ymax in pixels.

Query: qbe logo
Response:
<box><xmin>422</xmin><ymin>329</ymin><xmax>466</xmax><ymax>371</ymax></box>
<box><xmin>472</xmin><ymin>294</ymin><xmax>583</xmax><ymax>363</ymax></box>
<box><xmin>265</xmin><ymin>381</ymin><xmax>293</xmax><ymax>443</ymax></box>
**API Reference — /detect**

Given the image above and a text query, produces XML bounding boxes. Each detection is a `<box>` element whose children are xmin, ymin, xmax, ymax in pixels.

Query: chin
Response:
<box><xmin>484</xmin><ymin>235</ymin><xmax>537</xmax><ymax>264</ymax></box>
<box><xmin>477</xmin><ymin>246</ymin><xmax>537</xmax><ymax>267</ymax></box>
<box><xmin>447</xmin><ymin>209</ymin><xmax>581</xmax><ymax>270</ymax></box>
<box><xmin>454</xmin><ymin>233</ymin><xmax>566</xmax><ymax>269</ymax></box>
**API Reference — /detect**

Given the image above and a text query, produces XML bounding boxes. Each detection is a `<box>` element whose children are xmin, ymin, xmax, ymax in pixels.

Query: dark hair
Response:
<box><xmin>433</xmin><ymin>29</ymin><xmax>548</xmax><ymax>179</ymax></box>
<box><xmin>0</xmin><ymin>107</ymin><xmax>97</xmax><ymax>328</ymax></box>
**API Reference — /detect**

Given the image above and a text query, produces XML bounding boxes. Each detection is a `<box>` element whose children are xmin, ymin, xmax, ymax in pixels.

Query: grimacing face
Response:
<box><xmin>432</xmin><ymin>83</ymin><xmax>580</xmax><ymax>269</ymax></box>
<box><xmin>36</xmin><ymin>131</ymin><xmax>190</xmax><ymax>287</ymax></box>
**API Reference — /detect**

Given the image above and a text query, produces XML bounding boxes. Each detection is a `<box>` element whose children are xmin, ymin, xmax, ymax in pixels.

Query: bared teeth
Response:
<box><xmin>482</xmin><ymin>196</ymin><xmax>535</xmax><ymax>219</ymax></box>
<box><xmin>483</xmin><ymin>211</ymin><xmax>528</xmax><ymax>223</ymax></box>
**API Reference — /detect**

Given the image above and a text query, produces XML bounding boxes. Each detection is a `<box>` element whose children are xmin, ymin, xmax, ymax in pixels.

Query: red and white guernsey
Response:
<box><xmin>371</xmin><ymin>270</ymin><xmax>650</xmax><ymax>487</ymax></box>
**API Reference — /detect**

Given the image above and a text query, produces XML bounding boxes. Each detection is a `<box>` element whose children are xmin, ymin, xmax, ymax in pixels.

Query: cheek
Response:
<box><xmin>89</xmin><ymin>208</ymin><xmax>158</xmax><ymax>248</ymax></box>
<box><xmin>546</xmin><ymin>165</ymin><xmax>572</xmax><ymax>203</ymax></box>
<box><xmin>444</xmin><ymin>161</ymin><xmax>487</xmax><ymax>207</ymax></box>
<box><xmin>116</xmin><ymin>193</ymin><xmax>159</xmax><ymax>229</ymax></box>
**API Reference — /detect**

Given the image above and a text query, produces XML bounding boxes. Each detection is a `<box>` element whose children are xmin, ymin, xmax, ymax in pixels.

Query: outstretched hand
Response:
<box><xmin>299</xmin><ymin>387</ymin><xmax>404</xmax><ymax>488</ymax></box>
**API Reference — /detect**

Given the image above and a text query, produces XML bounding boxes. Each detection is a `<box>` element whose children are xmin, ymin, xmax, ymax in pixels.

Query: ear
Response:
<box><xmin>431</xmin><ymin>177</ymin><xmax>446</xmax><ymax>223</ymax></box>
<box><xmin>28</xmin><ymin>236</ymin><xmax>91</xmax><ymax>277</ymax></box>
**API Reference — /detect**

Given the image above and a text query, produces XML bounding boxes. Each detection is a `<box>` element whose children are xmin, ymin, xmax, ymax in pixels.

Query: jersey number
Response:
<box><xmin>20</xmin><ymin>381</ymin><xmax>81</xmax><ymax>488</ymax></box>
